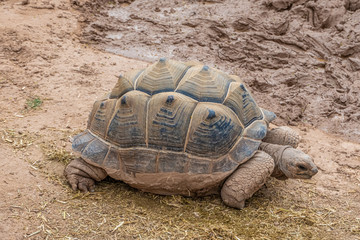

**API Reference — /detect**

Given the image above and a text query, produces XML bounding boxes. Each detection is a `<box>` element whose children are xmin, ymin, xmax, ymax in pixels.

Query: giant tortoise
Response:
<box><xmin>64</xmin><ymin>58</ymin><xmax>318</xmax><ymax>209</ymax></box>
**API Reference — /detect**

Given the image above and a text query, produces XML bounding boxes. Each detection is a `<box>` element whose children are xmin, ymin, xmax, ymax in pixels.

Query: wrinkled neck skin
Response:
<box><xmin>259</xmin><ymin>143</ymin><xmax>290</xmax><ymax>180</ymax></box>
<box><xmin>260</xmin><ymin>142</ymin><xmax>318</xmax><ymax>180</ymax></box>
<box><xmin>271</xmin><ymin>165</ymin><xmax>289</xmax><ymax>180</ymax></box>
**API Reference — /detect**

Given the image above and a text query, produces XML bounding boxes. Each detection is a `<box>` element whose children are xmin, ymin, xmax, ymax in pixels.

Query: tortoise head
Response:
<box><xmin>277</xmin><ymin>147</ymin><xmax>318</xmax><ymax>179</ymax></box>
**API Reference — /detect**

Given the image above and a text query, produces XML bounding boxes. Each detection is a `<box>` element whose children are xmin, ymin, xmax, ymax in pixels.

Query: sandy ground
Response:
<box><xmin>0</xmin><ymin>0</ymin><xmax>359</xmax><ymax>239</ymax></box>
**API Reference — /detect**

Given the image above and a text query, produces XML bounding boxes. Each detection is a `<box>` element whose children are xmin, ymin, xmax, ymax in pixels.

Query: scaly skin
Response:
<box><xmin>220</xmin><ymin>126</ymin><xmax>317</xmax><ymax>209</ymax></box>
<box><xmin>263</xmin><ymin>126</ymin><xmax>300</xmax><ymax>148</ymax></box>
<box><xmin>221</xmin><ymin>151</ymin><xmax>275</xmax><ymax>209</ymax></box>
<box><xmin>260</xmin><ymin>143</ymin><xmax>318</xmax><ymax>179</ymax></box>
<box><xmin>64</xmin><ymin>157</ymin><xmax>107</xmax><ymax>192</ymax></box>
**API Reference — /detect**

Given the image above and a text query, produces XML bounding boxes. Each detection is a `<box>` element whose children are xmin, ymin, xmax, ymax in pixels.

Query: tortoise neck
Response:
<box><xmin>259</xmin><ymin>142</ymin><xmax>290</xmax><ymax>180</ymax></box>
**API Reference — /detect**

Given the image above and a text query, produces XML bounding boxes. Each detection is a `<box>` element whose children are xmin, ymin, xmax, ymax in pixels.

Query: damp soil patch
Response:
<box><xmin>75</xmin><ymin>0</ymin><xmax>360</xmax><ymax>143</ymax></box>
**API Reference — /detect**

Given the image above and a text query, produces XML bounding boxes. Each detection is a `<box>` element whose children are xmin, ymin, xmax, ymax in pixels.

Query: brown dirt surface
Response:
<box><xmin>0</xmin><ymin>0</ymin><xmax>359</xmax><ymax>239</ymax></box>
<box><xmin>79</xmin><ymin>0</ymin><xmax>360</xmax><ymax>144</ymax></box>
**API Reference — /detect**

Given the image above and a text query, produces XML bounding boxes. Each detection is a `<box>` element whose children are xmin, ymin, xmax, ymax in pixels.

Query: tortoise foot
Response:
<box><xmin>64</xmin><ymin>157</ymin><xmax>107</xmax><ymax>192</ymax></box>
<box><xmin>220</xmin><ymin>151</ymin><xmax>275</xmax><ymax>209</ymax></box>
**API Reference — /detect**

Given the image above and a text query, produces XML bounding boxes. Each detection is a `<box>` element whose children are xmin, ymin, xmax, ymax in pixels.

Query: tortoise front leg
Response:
<box><xmin>220</xmin><ymin>151</ymin><xmax>275</xmax><ymax>209</ymax></box>
<box><xmin>263</xmin><ymin>126</ymin><xmax>300</xmax><ymax>148</ymax></box>
<box><xmin>64</xmin><ymin>157</ymin><xmax>107</xmax><ymax>192</ymax></box>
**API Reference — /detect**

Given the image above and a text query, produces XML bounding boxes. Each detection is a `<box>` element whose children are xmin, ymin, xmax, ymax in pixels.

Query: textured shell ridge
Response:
<box><xmin>135</xmin><ymin>59</ymin><xmax>191</xmax><ymax>95</ymax></box>
<box><xmin>184</xmin><ymin>102</ymin><xmax>243</xmax><ymax>158</ymax></box>
<box><xmin>147</xmin><ymin>92</ymin><xmax>197</xmax><ymax>152</ymax></box>
<box><xmin>175</xmin><ymin>65</ymin><xmax>235</xmax><ymax>103</ymax></box>
<box><xmin>105</xmin><ymin>91</ymin><xmax>150</xmax><ymax>148</ymax></box>
<box><xmin>88</xmin><ymin>99</ymin><xmax>117</xmax><ymax>138</ymax></box>
<box><xmin>109</xmin><ymin>68</ymin><xmax>144</xmax><ymax>99</ymax></box>
<box><xmin>223</xmin><ymin>81</ymin><xmax>264</xmax><ymax>128</ymax></box>
<box><xmin>79</xmin><ymin>58</ymin><xmax>269</xmax><ymax>176</ymax></box>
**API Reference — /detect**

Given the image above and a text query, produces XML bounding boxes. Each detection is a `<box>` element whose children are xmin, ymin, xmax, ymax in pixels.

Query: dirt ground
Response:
<box><xmin>79</xmin><ymin>0</ymin><xmax>360</xmax><ymax>144</ymax></box>
<box><xmin>0</xmin><ymin>0</ymin><xmax>359</xmax><ymax>239</ymax></box>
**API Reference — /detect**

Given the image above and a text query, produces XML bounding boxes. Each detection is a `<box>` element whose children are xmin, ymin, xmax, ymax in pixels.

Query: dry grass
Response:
<box><xmin>35</xmin><ymin>178</ymin><xmax>356</xmax><ymax>240</ymax></box>
<box><xmin>42</xmin><ymin>143</ymin><xmax>74</xmax><ymax>165</ymax></box>
<box><xmin>40</xmin><ymin>146</ymin><xmax>358</xmax><ymax>239</ymax></box>
<box><xmin>1</xmin><ymin>129</ymin><xmax>36</xmax><ymax>149</ymax></box>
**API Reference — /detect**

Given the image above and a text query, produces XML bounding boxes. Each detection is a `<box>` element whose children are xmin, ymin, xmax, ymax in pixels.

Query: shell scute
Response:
<box><xmin>72</xmin><ymin>131</ymin><xmax>95</xmax><ymax>153</ymax></box>
<box><xmin>185</xmin><ymin>103</ymin><xmax>243</xmax><ymax>158</ymax></box>
<box><xmin>158</xmin><ymin>152</ymin><xmax>187</xmax><ymax>173</ymax></box>
<box><xmin>224</xmin><ymin>82</ymin><xmax>263</xmax><ymax>127</ymax></box>
<box><xmin>243</xmin><ymin>120</ymin><xmax>267</xmax><ymax>140</ymax></box>
<box><xmin>89</xmin><ymin>99</ymin><xmax>117</xmax><ymax>138</ymax></box>
<box><xmin>119</xmin><ymin>149</ymin><xmax>157</xmax><ymax>174</ymax></box>
<box><xmin>212</xmin><ymin>157</ymin><xmax>238</xmax><ymax>173</ymax></box>
<box><xmin>109</xmin><ymin>69</ymin><xmax>143</xmax><ymax>99</ymax></box>
<box><xmin>147</xmin><ymin>92</ymin><xmax>197</xmax><ymax>151</ymax></box>
<box><xmin>81</xmin><ymin>138</ymin><xmax>109</xmax><ymax>166</ymax></box>
<box><xmin>103</xmin><ymin>147</ymin><xmax>120</xmax><ymax>170</ymax></box>
<box><xmin>188</xmin><ymin>158</ymin><xmax>212</xmax><ymax>174</ymax></box>
<box><xmin>135</xmin><ymin>59</ymin><xmax>190</xmax><ymax>95</ymax></box>
<box><xmin>176</xmin><ymin>65</ymin><xmax>234</xmax><ymax>103</ymax></box>
<box><xmin>229</xmin><ymin>138</ymin><xmax>261</xmax><ymax>164</ymax></box>
<box><xmin>106</xmin><ymin>90</ymin><xmax>149</xmax><ymax>148</ymax></box>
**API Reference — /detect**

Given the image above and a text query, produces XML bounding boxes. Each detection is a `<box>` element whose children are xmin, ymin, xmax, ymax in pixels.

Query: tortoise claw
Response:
<box><xmin>66</xmin><ymin>171</ymin><xmax>95</xmax><ymax>192</ymax></box>
<box><xmin>78</xmin><ymin>178</ymin><xmax>95</xmax><ymax>192</ymax></box>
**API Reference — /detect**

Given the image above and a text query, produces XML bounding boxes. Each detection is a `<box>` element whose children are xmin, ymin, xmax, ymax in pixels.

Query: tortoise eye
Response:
<box><xmin>297</xmin><ymin>164</ymin><xmax>307</xmax><ymax>171</ymax></box>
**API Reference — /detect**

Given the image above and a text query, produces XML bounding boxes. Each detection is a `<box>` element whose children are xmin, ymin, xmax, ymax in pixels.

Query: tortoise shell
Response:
<box><xmin>72</xmin><ymin>59</ymin><xmax>270</xmax><ymax>195</ymax></box>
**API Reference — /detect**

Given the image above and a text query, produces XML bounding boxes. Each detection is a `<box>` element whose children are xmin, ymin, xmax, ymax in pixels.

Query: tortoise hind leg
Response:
<box><xmin>64</xmin><ymin>157</ymin><xmax>107</xmax><ymax>192</ymax></box>
<box><xmin>221</xmin><ymin>151</ymin><xmax>275</xmax><ymax>209</ymax></box>
<box><xmin>263</xmin><ymin>126</ymin><xmax>300</xmax><ymax>148</ymax></box>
